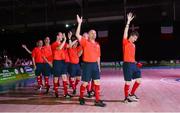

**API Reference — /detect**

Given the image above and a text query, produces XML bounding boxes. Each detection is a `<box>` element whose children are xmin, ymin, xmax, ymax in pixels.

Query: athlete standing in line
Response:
<box><xmin>51</xmin><ymin>32</ymin><xmax>72</xmax><ymax>98</ymax></box>
<box><xmin>76</xmin><ymin>15</ymin><xmax>106</xmax><ymax>107</ymax></box>
<box><xmin>122</xmin><ymin>12</ymin><xmax>142</xmax><ymax>103</ymax></box>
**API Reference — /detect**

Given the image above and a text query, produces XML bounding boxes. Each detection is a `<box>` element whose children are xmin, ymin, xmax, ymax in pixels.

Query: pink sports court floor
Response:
<box><xmin>0</xmin><ymin>68</ymin><xmax>180</xmax><ymax>112</ymax></box>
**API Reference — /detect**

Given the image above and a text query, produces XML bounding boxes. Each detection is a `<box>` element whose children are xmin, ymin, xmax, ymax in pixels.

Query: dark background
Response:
<box><xmin>0</xmin><ymin>0</ymin><xmax>180</xmax><ymax>61</ymax></box>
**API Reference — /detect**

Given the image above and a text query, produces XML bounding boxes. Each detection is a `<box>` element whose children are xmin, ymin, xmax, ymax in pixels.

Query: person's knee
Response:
<box><xmin>77</xmin><ymin>76</ymin><xmax>81</xmax><ymax>80</ymax></box>
<box><xmin>82</xmin><ymin>82</ymin><xmax>88</xmax><ymax>87</ymax></box>
<box><xmin>54</xmin><ymin>77</ymin><xmax>59</xmax><ymax>82</ymax></box>
<box><xmin>125</xmin><ymin>81</ymin><xmax>131</xmax><ymax>85</ymax></box>
<box><xmin>62</xmin><ymin>74</ymin><xmax>67</xmax><ymax>81</ymax></box>
<box><xmin>71</xmin><ymin>77</ymin><xmax>75</xmax><ymax>81</ymax></box>
<box><xmin>93</xmin><ymin>79</ymin><xmax>100</xmax><ymax>85</ymax></box>
<box><xmin>135</xmin><ymin>78</ymin><xmax>141</xmax><ymax>83</ymax></box>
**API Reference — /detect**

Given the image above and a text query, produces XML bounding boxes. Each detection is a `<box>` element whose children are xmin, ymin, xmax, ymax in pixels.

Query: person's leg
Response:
<box><xmin>71</xmin><ymin>77</ymin><xmax>76</xmax><ymax>94</ymax></box>
<box><xmin>44</xmin><ymin>76</ymin><xmax>49</xmax><ymax>92</ymax></box>
<box><xmin>75</xmin><ymin>63</ymin><xmax>82</xmax><ymax>86</ymax></box>
<box><xmin>52</xmin><ymin>60</ymin><xmax>61</xmax><ymax>98</ymax></box>
<box><xmin>86</xmin><ymin>80</ymin><xmax>95</xmax><ymax>98</ymax></box>
<box><xmin>53</xmin><ymin>77</ymin><xmax>59</xmax><ymax>97</ymax></box>
<box><xmin>75</xmin><ymin>76</ymin><xmax>81</xmax><ymax>91</ymax></box>
<box><xmin>91</xmin><ymin>80</ymin><xmax>95</xmax><ymax>92</ymax></box>
<box><xmin>69</xmin><ymin>64</ymin><xmax>76</xmax><ymax>92</ymax></box>
<box><xmin>86</xmin><ymin>82</ymin><xmax>91</xmax><ymax>93</ymax></box>
<box><xmin>62</xmin><ymin>62</ymin><xmax>72</xmax><ymax>98</ymax></box>
<box><xmin>44</xmin><ymin>63</ymin><xmax>51</xmax><ymax>93</ymax></box>
<box><xmin>92</xmin><ymin>63</ymin><xmax>106</xmax><ymax>107</ymax></box>
<box><xmin>71</xmin><ymin>64</ymin><xmax>81</xmax><ymax>95</ymax></box>
<box><xmin>93</xmin><ymin>80</ymin><xmax>100</xmax><ymax>102</ymax></box>
<box><xmin>35</xmin><ymin>63</ymin><xmax>43</xmax><ymax>89</ymax></box>
<box><xmin>79</xmin><ymin>81</ymin><xmax>88</xmax><ymax>104</ymax></box>
<box><xmin>66</xmin><ymin>63</ymin><xmax>71</xmax><ymax>87</ymax></box>
<box><xmin>79</xmin><ymin>63</ymin><xmax>91</xmax><ymax>105</ymax></box>
<box><xmin>69</xmin><ymin>76</ymin><xmax>73</xmax><ymax>87</ymax></box>
<box><xmin>122</xmin><ymin>62</ymin><xmax>133</xmax><ymax>102</ymax></box>
<box><xmin>130</xmin><ymin>78</ymin><xmax>141</xmax><ymax>98</ymax></box>
<box><xmin>62</xmin><ymin>74</ymin><xmax>69</xmax><ymax>96</ymax></box>
<box><xmin>130</xmin><ymin>65</ymin><xmax>142</xmax><ymax>100</ymax></box>
<box><xmin>75</xmin><ymin>77</ymin><xmax>80</xmax><ymax>86</ymax></box>
<box><xmin>124</xmin><ymin>81</ymin><xmax>131</xmax><ymax>100</ymax></box>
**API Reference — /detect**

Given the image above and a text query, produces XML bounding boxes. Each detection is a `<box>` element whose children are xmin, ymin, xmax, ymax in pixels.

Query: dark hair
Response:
<box><xmin>71</xmin><ymin>36</ymin><xmax>77</xmax><ymax>42</ymax></box>
<box><xmin>56</xmin><ymin>32</ymin><xmax>62</xmax><ymax>36</ymax></box>
<box><xmin>37</xmin><ymin>40</ymin><xmax>43</xmax><ymax>43</ymax></box>
<box><xmin>129</xmin><ymin>31</ymin><xmax>139</xmax><ymax>38</ymax></box>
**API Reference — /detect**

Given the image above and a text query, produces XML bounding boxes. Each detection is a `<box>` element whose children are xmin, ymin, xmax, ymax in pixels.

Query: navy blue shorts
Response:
<box><xmin>82</xmin><ymin>62</ymin><xmax>100</xmax><ymax>82</ymax></box>
<box><xmin>69</xmin><ymin>63</ymin><xmax>81</xmax><ymax>77</ymax></box>
<box><xmin>43</xmin><ymin>63</ymin><xmax>52</xmax><ymax>76</ymax></box>
<box><xmin>53</xmin><ymin>60</ymin><xmax>66</xmax><ymax>77</ymax></box>
<box><xmin>35</xmin><ymin>63</ymin><xmax>44</xmax><ymax>76</ymax></box>
<box><xmin>123</xmin><ymin>62</ymin><xmax>141</xmax><ymax>81</ymax></box>
<box><xmin>64</xmin><ymin>62</ymin><xmax>71</xmax><ymax>74</ymax></box>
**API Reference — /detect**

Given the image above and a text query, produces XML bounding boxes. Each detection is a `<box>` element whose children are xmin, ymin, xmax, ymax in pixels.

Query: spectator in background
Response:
<box><xmin>3</xmin><ymin>55</ymin><xmax>12</xmax><ymax>68</ymax></box>
<box><xmin>15</xmin><ymin>58</ymin><xmax>21</xmax><ymax>66</ymax></box>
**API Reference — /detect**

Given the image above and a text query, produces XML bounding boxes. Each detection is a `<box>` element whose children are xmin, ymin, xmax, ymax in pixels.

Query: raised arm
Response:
<box><xmin>57</xmin><ymin>33</ymin><xmax>67</xmax><ymax>50</ymax></box>
<box><xmin>123</xmin><ymin>12</ymin><xmax>134</xmax><ymax>39</ymax></box>
<box><xmin>67</xmin><ymin>31</ymin><xmax>74</xmax><ymax>48</ymax></box>
<box><xmin>22</xmin><ymin>44</ymin><xmax>32</xmax><ymax>54</ymax></box>
<box><xmin>70</xmin><ymin>40</ymin><xmax>78</xmax><ymax>48</ymax></box>
<box><xmin>75</xmin><ymin>15</ymin><xmax>83</xmax><ymax>41</ymax></box>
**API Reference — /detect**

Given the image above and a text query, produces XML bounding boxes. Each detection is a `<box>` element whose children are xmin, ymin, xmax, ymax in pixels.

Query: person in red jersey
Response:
<box><xmin>64</xmin><ymin>32</ymin><xmax>73</xmax><ymax>89</ymax></box>
<box><xmin>64</xmin><ymin>32</ymin><xmax>71</xmax><ymax>75</ymax></box>
<box><xmin>51</xmin><ymin>32</ymin><xmax>72</xmax><ymax>98</ymax></box>
<box><xmin>67</xmin><ymin>31</ymin><xmax>83</xmax><ymax>90</ymax></box>
<box><xmin>42</xmin><ymin>36</ymin><xmax>53</xmax><ymax>93</ymax></box>
<box><xmin>68</xmin><ymin>36</ymin><xmax>82</xmax><ymax>95</ymax></box>
<box><xmin>122</xmin><ymin>12</ymin><xmax>141</xmax><ymax>103</ymax></box>
<box><xmin>32</xmin><ymin>40</ymin><xmax>44</xmax><ymax>89</ymax></box>
<box><xmin>82</xmin><ymin>32</ymin><xmax>95</xmax><ymax>98</ymax></box>
<box><xmin>75</xmin><ymin>15</ymin><xmax>106</xmax><ymax>107</ymax></box>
